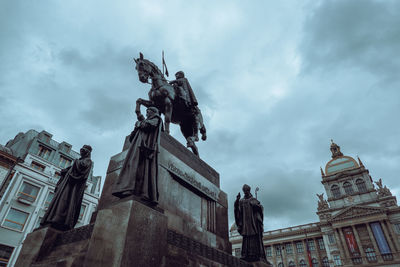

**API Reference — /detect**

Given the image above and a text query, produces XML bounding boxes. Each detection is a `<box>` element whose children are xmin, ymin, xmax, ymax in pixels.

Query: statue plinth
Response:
<box><xmin>84</xmin><ymin>199</ymin><xmax>167</xmax><ymax>266</ymax></box>
<box><xmin>16</xmin><ymin>133</ymin><xmax>251</xmax><ymax>266</ymax></box>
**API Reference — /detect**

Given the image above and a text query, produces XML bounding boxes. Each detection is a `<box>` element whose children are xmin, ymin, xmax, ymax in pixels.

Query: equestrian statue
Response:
<box><xmin>134</xmin><ymin>52</ymin><xmax>206</xmax><ymax>156</ymax></box>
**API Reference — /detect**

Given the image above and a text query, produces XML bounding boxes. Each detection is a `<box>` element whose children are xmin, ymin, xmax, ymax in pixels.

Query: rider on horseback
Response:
<box><xmin>134</xmin><ymin>52</ymin><xmax>206</xmax><ymax>157</ymax></box>
<box><xmin>169</xmin><ymin>71</ymin><xmax>198</xmax><ymax>109</ymax></box>
<box><xmin>169</xmin><ymin>71</ymin><xmax>206</xmax><ymax>143</ymax></box>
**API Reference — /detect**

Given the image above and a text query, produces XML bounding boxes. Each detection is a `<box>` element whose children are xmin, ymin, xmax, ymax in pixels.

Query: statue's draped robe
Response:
<box><xmin>41</xmin><ymin>157</ymin><xmax>92</xmax><ymax>230</ymax></box>
<box><xmin>112</xmin><ymin>114</ymin><xmax>163</xmax><ymax>203</ymax></box>
<box><xmin>234</xmin><ymin>195</ymin><xmax>266</xmax><ymax>262</ymax></box>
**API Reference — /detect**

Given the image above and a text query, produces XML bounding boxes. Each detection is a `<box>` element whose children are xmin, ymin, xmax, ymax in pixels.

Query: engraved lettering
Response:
<box><xmin>167</xmin><ymin>162</ymin><xmax>217</xmax><ymax>200</ymax></box>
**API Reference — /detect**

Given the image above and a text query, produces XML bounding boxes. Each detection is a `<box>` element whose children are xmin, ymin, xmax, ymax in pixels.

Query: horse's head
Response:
<box><xmin>134</xmin><ymin>53</ymin><xmax>152</xmax><ymax>83</ymax></box>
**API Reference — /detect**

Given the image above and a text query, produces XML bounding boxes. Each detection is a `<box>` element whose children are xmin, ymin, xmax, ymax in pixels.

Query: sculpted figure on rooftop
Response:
<box><xmin>317</xmin><ymin>193</ymin><xmax>329</xmax><ymax>210</ymax></box>
<box><xmin>375</xmin><ymin>178</ymin><xmax>392</xmax><ymax>198</ymax></box>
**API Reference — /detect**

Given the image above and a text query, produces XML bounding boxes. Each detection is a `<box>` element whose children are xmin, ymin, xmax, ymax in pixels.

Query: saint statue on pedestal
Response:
<box><xmin>112</xmin><ymin>107</ymin><xmax>163</xmax><ymax>205</ymax></box>
<box><xmin>234</xmin><ymin>184</ymin><xmax>266</xmax><ymax>262</ymax></box>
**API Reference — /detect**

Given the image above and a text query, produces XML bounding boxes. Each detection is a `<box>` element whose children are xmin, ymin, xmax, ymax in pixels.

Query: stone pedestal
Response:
<box><xmin>84</xmin><ymin>199</ymin><xmax>167</xmax><ymax>267</ymax></box>
<box><xmin>15</xmin><ymin>133</ymin><xmax>251</xmax><ymax>267</ymax></box>
<box><xmin>14</xmin><ymin>227</ymin><xmax>61</xmax><ymax>267</ymax></box>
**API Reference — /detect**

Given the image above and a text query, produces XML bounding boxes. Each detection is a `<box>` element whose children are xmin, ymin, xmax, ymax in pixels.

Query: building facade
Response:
<box><xmin>0</xmin><ymin>130</ymin><xmax>101</xmax><ymax>267</ymax></box>
<box><xmin>230</xmin><ymin>141</ymin><xmax>400</xmax><ymax>267</ymax></box>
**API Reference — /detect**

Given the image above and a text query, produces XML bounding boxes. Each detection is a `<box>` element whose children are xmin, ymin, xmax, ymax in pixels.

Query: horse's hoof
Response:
<box><xmin>201</xmin><ymin>134</ymin><xmax>207</xmax><ymax>141</ymax></box>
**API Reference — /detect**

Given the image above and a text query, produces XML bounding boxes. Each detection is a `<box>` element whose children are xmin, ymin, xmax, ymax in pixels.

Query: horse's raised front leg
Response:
<box><xmin>164</xmin><ymin>98</ymin><xmax>172</xmax><ymax>134</ymax></box>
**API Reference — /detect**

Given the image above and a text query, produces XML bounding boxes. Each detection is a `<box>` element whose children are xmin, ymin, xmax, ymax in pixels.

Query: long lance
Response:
<box><xmin>162</xmin><ymin>50</ymin><xmax>169</xmax><ymax>77</ymax></box>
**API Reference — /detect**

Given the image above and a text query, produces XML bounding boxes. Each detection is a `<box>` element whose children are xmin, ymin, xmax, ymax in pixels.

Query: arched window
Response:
<box><xmin>278</xmin><ymin>263</ymin><xmax>284</xmax><ymax>267</ymax></box>
<box><xmin>322</xmin><ymin>257</ymin><xmax>329</xmax><ymax>267</ymax></box>
<box><xmin>312</xmin><ymin>258</ymin><xmax>318</xmax><ymax>267</ymax></box>
<box><xmin>365</xmin><ymin>247</ymin><xmax>377</xmax><ymax>262</ymax></box>
<box><xmin>356</xmin><ymin>179</ymin><xmax>367</xmax><ymax>193</ymax></box>
<box><xmin>343</xmin><ymin>182</ymin><xmax>354</xmax><ymax>195</ymax></box>
<box><xmin>299</xmin><ymin>260</ymin><xmax>307</xmax><ymax>267</ymax></box>
<box><xmin>331</xmin><ymin>185</ymin><xmax>341</xmax><ymax>198</ymax></box>
<box><xmin>288</xmin><ymin>261</ymin><xmax>296</xmax><ymax>267</ymax></box>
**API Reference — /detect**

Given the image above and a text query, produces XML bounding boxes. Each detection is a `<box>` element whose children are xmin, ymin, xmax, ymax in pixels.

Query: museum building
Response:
<box><xmin>0</xmin><ymin>130</ymin><xmax>102</xmax><ymax>267</ymax></box>
<box><xmin>230</xmin><ymin>141</ymin><xmax>400</xmax><ymax>267</ymax></box>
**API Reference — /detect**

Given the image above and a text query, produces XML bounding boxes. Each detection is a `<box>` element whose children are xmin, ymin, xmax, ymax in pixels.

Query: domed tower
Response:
<box><xmin>321</xmin><ymin>140</ymin><xmax>378</xmax><ymax>210</ymax></box>
<box><xmin>316</xmin><ymin>141</ymin><xmax>400</xmax><ymax>266</ymax></box>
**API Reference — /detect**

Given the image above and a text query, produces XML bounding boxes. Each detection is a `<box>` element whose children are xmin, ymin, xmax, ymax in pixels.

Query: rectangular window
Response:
<box><xmin>317</xmin><ymin>238</ymin><xmax>325</xmax><ymax>250</ymax></box>
<box><xmin>37</xmin><ymin>145</ymin><xmax>52</xmax><ymax>160</ymax></box>
<box><xmin>2</xmin><ymin>208</ymin><xmax>29</xmax><ymax>231</ymax></box>
<box><xmin>79</xmin><ymin>205</ymin><xmax>86</xmax><ymax>221</ymax></box>
<box><xmin>44</xmin><ymin>192</ymin><xmax>54</xmax><ymax>209</ymax></box>
<box><xmin>18</xmin><ymin>182</ymin><xmax>40</xmax><ymax>203</ymax></box>
<box><xmin>265</xmin><ymin>246</ymin><xmax>272</xmax><ymax>257</ymax></box>
<box><xmin>328</xmin><ymin>233</ymin><xmax>336</xmax><ymax>244</ymax></box>
<box><xmin>59</xmin><ymin>156</ymin><xmax>72</xmax><ymax>169</ymax></box>
<box><xmin>285</xmin><ymin>243</ymin><xmax>293</xmax><ymax>254</ymax></box>
<box><xmin>308</xmin><ymin>240</ymin><xmax>315</xmax><ymax>251</ymax></box>
<box><xmin>44</xmin><ymin>134</ymin><xmax>51</xmax><ymax>143</ymax></box>
<box><xmin>31</xmin><ymin>161</ymin><xmax>45</xmax><ymax>172</ymax></box>
<box><xmin>234</xmin><ymin>248</ymin><xmax>241</xmax><ymax>257</ymax></box>
<box><xmin>0</xmin><ymin>244</ymin><xmax>14</xmax><ymax>267</ymax></box>
<box><xmin>365</xmin><ymin>247</ymin><xmax>377</xmax><ymax>262</ymax></box>
<box><xmin>296</xmin><ymin>241</ymin><xmax>304</xmax><ymax>253</ymax></box>
<box><xmin>275</xmin><ymin>245</ymin><xmax>282</xmax><ymax>256</ymax></box>
<box><xmin>333</xmin><ymin>255</ymin><xmax>342</xmax><ymax>266</ymax></box>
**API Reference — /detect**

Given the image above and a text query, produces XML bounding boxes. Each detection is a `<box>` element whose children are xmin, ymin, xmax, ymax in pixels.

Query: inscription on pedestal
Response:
<box><xmin>166</xmin><ymin>161</ymin><xmax>218</xmax><ymax>200</ymax></box>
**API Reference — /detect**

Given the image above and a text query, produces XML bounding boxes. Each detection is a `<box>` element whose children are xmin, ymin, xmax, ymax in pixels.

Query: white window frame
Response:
<box><xmin>16</xmin><ymin>181</ymin><xmax>41</xmax><ymax>204</ymax></box>
<box><xmin>333</xmin><ymin>255</ymin><xmax>342</xmax><ymax>266</ymax></box>
<box><xmin>1</xmin><ymin>207</ymin><xmax>30</xmax><ymax>232</ymax></box>
<box><xmin>0</xmin><ymin>244</ymin><xmax>14</xmax><ymax>266</ymax></box>
<box><xmin>328</xmin><ymin>233</ymin><xmax>336</xmax><ymax>244</ymax></box>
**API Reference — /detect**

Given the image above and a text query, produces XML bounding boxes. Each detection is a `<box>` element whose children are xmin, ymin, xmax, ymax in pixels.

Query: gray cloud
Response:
<box><xmin>301</xmin><ymin>0</ymin><xmax>400</xmax><ymax>82</ymax></box>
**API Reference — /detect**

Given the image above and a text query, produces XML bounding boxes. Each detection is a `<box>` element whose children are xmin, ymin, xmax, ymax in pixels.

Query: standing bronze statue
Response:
<box><xmin>41</xmin><ymin>145</ymin><xmax>93</xmax><ymax>231</ymax></box>
<box><xmin>112</xmin><ymin>106</ymin><xmax>163</xmax><ymax>204</ymax></box>
<box><xmin>234</xmin><ymin>184</ymin><xmax>267</xmax><ymax>262</ymax></box>
<box><xmin>134</xmin><ymin>53</ymin><xmax>206</xmax><ymax>157</ymax></box>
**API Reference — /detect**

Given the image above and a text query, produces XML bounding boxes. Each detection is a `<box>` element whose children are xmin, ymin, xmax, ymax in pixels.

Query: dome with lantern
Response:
<box><xmin>324</xmin><ymin>140</ymin><xmax>359</xmax><ymax>175</ymax></box>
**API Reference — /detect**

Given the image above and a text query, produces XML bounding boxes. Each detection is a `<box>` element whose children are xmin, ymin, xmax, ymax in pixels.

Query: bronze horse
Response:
<box><xmin>134</xmin><ymin>53</ymin><xmax>206</xmax><ymax>156</ymax></box>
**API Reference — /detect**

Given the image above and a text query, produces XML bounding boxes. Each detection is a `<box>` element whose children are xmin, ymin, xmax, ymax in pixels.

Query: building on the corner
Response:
<box><xmin>0</xmin><ymin>130</ymin><xmax>102</xmax><ymax>267</ymax></box>
<box><xmin>230</xmin><ymin>141</ymin><xmax>400</xmax><ymax>267</ymax></box>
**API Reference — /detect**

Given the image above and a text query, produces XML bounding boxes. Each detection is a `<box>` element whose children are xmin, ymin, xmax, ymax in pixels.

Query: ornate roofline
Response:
<box><xmin>321</xmin><ymin>167</ymin><xmax>368</xmax><ymax>183</ymax></box>
<box><xmin>330</xmin><ymin>205</ymin><xmax>386</xmax><ymax>222</ymax></box>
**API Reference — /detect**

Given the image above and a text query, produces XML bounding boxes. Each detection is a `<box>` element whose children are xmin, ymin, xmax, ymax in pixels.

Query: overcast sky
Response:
<box><xmin>1</xmin><ymin>0</ymin><xmax>399</xmax><ymax>231</ymax></box>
